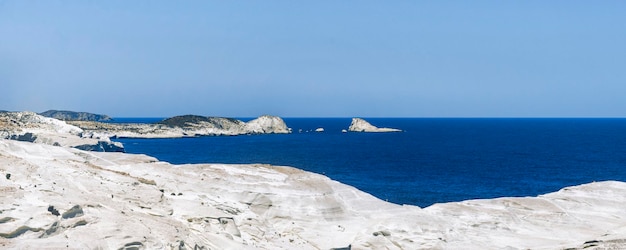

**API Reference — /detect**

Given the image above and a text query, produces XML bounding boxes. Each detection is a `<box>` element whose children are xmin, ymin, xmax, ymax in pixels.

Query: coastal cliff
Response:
<box><xmin>1</xmin><ymin>139</ymin><xmax>626</xmax><ymax>249</ymax></box>
<box><xmin>70</xmin><ymin>115</ymin><xmax>291</xmax><ymax>139</ymax></box>
<box><xmin>348</xmin><ymin>118</ymin><xmax>402</xmax><ymax>132</ymax></box>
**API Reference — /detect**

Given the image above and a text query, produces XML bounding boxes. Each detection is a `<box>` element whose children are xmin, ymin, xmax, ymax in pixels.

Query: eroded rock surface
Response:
<box><xmin>0</xmin><ymin>112</ymin><xmax>123</xmax><ymax>152</ymax></box>
<box><xmin>1</xmin><ymin>139</ymin><xmax>626</xmax><ymax>249</ymax></box>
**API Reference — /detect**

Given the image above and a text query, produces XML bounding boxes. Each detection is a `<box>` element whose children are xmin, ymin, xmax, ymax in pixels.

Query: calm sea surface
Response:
<box><xmin>113</xmin><ymin>118</ymin><xmax>626</xmax><ymax>207</ymax></box>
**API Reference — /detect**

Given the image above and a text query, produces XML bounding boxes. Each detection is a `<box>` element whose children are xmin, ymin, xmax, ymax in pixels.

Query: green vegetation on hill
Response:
<box><xmin>158</xmin><ymin>115</ymin><xmax>242</xmax><ymax>128</ymax></box>
<box><xmin>39</xmin><ymin>110</ymin><xmax>112</xmax><ymax>122</ymax></box>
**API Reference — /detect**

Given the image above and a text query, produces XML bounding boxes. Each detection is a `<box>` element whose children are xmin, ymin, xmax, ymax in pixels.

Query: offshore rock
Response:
<box><xmin>0</xmin><ymin>111</ymin><xmax>123</xmax><ymax>152</ymax></box>
<box><xmin>244</xmin><ymin>115</ymin><xmax>290</xmax><ymax>134</ymax></box>
<box><xmin>70</xmin><ymin>115</ymin><xmax>291</xmax><ymax>138</ymax></box>
<box><xmin>39</xmin><ymin>110</ymin><xmax>112</xmax><ymax>122</ymax></box>
<box><xmin>348</xmin><ymin>118</ymin><xmax>402</xmax><ymax>132</ymax></box>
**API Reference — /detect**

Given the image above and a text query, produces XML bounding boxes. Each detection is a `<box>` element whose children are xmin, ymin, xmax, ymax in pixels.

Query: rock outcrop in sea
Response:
<box><xmin>39</xmin><ymin>110</ymin><xmax>113</xmax><ymax>122</ymax></box>
<box><xmin>70</xmin><ymin>114</ymin><xmax>291</xmax><ymax>138</ymax></box>
<box><xmin>244</xmin><ymin>115</ymin><xmax>292</xmax><ymax>134</ymax></box>
<box><xmin>348</xmin><ymin>118</ymin><xmax>402</xmax><ymax>132</ymax></box>
<box><xmin>2</xmin><ymin>137</ymin><xmax>626</xmax><ymax>249</ymax></box>
<box><xmin>0</xmin><ymin>111</ymin><xmax>123</xmax><ymax>152</ymax></box>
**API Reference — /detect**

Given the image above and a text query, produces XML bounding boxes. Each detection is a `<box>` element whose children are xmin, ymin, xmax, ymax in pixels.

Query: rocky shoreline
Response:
<box><xmin>69</xmin><ymin>114</ymin><xmax>291</xmax><ymax>139</ymax></box>
<box><xmin>1</xmin><ymin>112</ymin><xmax>291</xmax><ymax>152</ymax></box>
<box><xmin>1</xmin><ymin>112</ymin><xmax>626</xmax><ymax>249</ymax></box>
<box><xmin>0</xmin><ymin>111</ymin><xmax>124</xmax><ymax>152</ymax></box>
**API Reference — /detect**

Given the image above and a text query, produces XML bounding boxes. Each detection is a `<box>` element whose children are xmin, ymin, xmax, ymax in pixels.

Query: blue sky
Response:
<box><xmin>1</xmin><ymin>1</ymin><xmax>625</xmax><ymax>117</ymax></box>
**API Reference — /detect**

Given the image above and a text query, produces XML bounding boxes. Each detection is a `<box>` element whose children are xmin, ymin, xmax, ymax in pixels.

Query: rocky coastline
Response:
<box><xmin>0</xmin><ymin>111</ymin><xmax>124</xmax><ymax>152</ymax></box>
<box><xmin>1</xmin><ymin>112</ymin><xmax>291</xmax><ymax>152</ymax></box>
<box><xmin>69</xmin><ymin>114</ymin><xmax>291</xmax><ymax>139</ymax></box>
<box><xmin>1</xmin><ymin>112</ymin><xmax>626</xmax><ymax>249</ymax></box>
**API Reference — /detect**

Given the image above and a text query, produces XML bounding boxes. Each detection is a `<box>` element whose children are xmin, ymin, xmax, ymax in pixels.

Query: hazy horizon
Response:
<box><xmin>8</xmin><ymin>109</ymin><xmax>626</xmax><ymax>119</ymax></box>
<box><xmin>2</xmin><ymin>1</ymin><xmax>625</xmax><ymax>118</ymax></box>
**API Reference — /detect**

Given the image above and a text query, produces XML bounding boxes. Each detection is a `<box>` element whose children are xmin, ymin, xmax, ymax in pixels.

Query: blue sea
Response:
<box><xmin>113</xmin><ymin>118</ymin><xmax>626</xmax><ymax>208</ymax></box>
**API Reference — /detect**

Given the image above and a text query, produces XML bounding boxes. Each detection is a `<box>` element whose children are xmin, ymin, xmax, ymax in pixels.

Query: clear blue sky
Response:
<box><xmin>1</xmin><ymin>1</ymin><xmax>625</xmax><ymax>117</ymax></box>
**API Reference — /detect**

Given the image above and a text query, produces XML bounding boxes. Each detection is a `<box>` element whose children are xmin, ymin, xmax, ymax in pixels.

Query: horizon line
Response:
<box><xmin>110</xmin><ymin>116</ymin><xmax>626</xmax><ymax>119</ymax></box>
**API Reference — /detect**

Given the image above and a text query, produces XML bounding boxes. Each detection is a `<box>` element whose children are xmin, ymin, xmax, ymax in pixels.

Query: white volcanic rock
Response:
<box><xmin>0</xmin><ymin>111</ymin><xmax>83</xmax><ymax>135</ymax></box>
<box><xmin>348</xmin><ymin>118</ymin><xmax>402</xmax><ymax>132</ymax></box>
<box><xmin>244</xmin><ymin>115</ymin><xmax>291</xmax><ymax>134</ymax></box>
<box><xmin>0</xmin><ymin>112</ymin><xmax>123</xmax><ymax>152</ymax></box>
<box><xmin>70</xmin><ymin>115</ymin><xmax>291</xmax><ymax>139</ymax></box>
<box><xmin>0</xmin><ymin>139</ymin><xmax>398</xmax><ymax>249</ymax></box>
<box><xmin>2</xmin><ymin>139</ymin><xmax>626</xmax><ymax>249</ymax></box>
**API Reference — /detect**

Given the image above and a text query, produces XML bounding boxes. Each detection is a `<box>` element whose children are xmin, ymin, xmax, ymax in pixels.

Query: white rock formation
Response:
<box><xmin>69</xmin><ymin>115</ymin><xmax>291</xmax><ymax>139</ymax></box>
<box><xmin>2</xmin><ymin>138</ymin><xmax>626</xmax><ymax>249</ymax></box>
<box><xmin>0</xmin><ymin>112</ymin><xmax>123</xmax><ymax>152</ymax></box>
<box><xmin>314</xmin><ymin>128</ymin><xmax>324</xmax><ymax>132</ymax></box>
<box><xmin>348</xmin><ymin>118</ymin><xmax>402</xmax><ymax>132</ymax></box>
<box><xmin>244</xmin><ymin>115</ymin><xmax>290</xmax><ymax>134</ymax></box>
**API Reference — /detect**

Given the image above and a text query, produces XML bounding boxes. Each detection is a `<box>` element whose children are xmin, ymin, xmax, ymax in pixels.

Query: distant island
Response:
<box><xmin>39</xmin><ymin>110</ymin><xmax>113</xmax><ymax>122</ymax></box>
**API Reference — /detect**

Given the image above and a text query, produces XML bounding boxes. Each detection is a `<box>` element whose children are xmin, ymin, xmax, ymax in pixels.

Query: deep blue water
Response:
<box><xmin>114</xmin><ymin>118</ymin><xmax>626</xmax><ymax>208</ymax></box>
